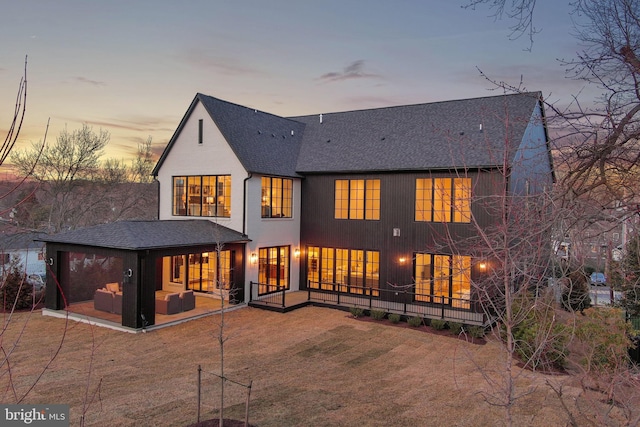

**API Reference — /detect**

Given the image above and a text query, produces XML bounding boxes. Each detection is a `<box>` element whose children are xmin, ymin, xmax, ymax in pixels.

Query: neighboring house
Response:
<box><xmin>0</xmin><ymin>231</ymin><xmax>46</xmax><ymax>278</ymax></box>
<box><xmin>42</xmin><ymin>92</ymin><xmax>553</xmax><ymax>329</ymax></box>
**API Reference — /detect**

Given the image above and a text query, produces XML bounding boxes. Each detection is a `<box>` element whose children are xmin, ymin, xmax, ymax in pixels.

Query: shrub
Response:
<box><xmin>510</xmin><ymin>294</ymin><xmax>570</xmax><ymax>371</ymax></box>
<box><xmin>349</xmin><ymin>307</ymin><xmax>365</xmax><ymax>318</ymax></box>
<box><xmin>388</xmin><ymin>313</ymin><xmax>401</xmax><ymax>324</ymax></box>
<box><xmin>468</xmin><ymin>326</ymin><xmax>485</xmax><ymax>338</ymax></box>
<box><xmin>408</xmin><ymin>316</ymin><xmax>423</xmax><ymax>327</ymax></box>
<box><xmin>561</xmin><ymin>268</ymin><xmax>591</xmax><ymax>312</ymax></box>
<box><xmin>448</xmin><ymin>322</ymin><xmax>463</xmax><ymax>335</ymax></box>
<box><xmin>2</xmin><ymin>257</ymin><xmax>32</xmax><ymax>311</ymax></box>
<box><xmin>430</xmin><ymin>319</ymin><xmax>446</xmax><ymax>330</ymax></box>
<box><xmin>370</xmin><ymin>309</ymin><xmax>386</xmax><ymax>320</ymax></box>
<box><xmin>575</xmin><ymin>307</ymin><xmax>633</xmax><ymax>371</ymax></box>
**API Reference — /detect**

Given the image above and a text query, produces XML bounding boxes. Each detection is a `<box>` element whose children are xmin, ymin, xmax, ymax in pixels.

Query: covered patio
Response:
<box><xmin>40</xmin><ymin>220</ymin><xmax>249</xmax><ymax>330</ymax></box>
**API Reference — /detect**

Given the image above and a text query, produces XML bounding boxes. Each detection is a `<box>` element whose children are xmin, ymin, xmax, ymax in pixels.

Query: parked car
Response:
<box><xmin>590</xmin><ymin>272</ymin><xmax>606</xmax><ymax>286</ymax></box>
<box><xmin>27</xmin><ymin>274</ymin><xmax>46</xmax><ymax>291</ymax></box>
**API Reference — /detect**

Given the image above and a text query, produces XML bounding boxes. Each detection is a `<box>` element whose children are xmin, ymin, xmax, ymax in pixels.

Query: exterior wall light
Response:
<box><xmin>294</xmin><ymin>248</ymin><xmax>300</xmax><ymax>259</ymax></box>
<box><xmin>479</xmin><ymin>262</ymin><xmax>487</xmax><ymax>271</ymax></box>
<box><xmin>250</xmin><ymin>253</ymin><xmax>258</xmax><ymax>264</ymax></box>
<box><xmin>398</xmin><ymin>257</ymin><xmax>406</xmax><ymax>264</ymax></box>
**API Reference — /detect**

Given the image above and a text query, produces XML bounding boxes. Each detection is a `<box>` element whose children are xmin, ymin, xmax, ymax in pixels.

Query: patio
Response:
<box><xmin>43</xmin><ymin>293</ymin><xmax>241</xmax><ymax>333</ymax></box>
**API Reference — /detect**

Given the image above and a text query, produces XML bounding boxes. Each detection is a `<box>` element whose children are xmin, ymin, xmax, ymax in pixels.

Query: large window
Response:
<box><xmin>415</xmin><ymin>177</ymin><xmax>471</xmax><ymax>223</ymax></box>
<box><xmin>335</xmin><ymin>179</ymin><xmax>380</xmax><ymax>220</ymax></box>
<box><xmin>173</xmin><ymin>175</ymin><xmax>231</xmax><ymax>217</ymax></box>
<box><xmin>307</xmin><ymin>246</ymin><xmax>379</xmax><ymax>296</ymax></box>
<box><xmin>261</xmin><ymin>177</ymin><xmax>293</xmax><ymax>218</ymax></box>
<box><xmin>169</xmin><ymin>251</ymin><xmax>233</xmax><ymax>292</ymax></box>
<box><xmin>258</xmin><ymin>246</ymin><xmax>290</xmax><ymax>294</ymax></box>
<box><xmin>414</xmin><ymin>253</ymin><xmax>470</xmax><ymax>308</ymax></box>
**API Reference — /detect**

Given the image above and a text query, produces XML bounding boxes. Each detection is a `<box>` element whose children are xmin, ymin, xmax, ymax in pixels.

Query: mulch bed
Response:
<box><xmin>351</xmin><ymin>314</ymin><xmax>487</xmax><ymax>345</ymax></box>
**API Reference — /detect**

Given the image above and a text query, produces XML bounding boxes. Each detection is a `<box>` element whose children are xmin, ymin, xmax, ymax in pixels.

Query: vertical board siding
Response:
<box><xmin>300</xmin><ymin>170</ymin><xmax>504</xmax><ymax>295</ymax></box>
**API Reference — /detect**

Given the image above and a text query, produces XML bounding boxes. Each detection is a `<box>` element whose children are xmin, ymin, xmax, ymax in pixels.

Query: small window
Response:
<box><xmin>198</xmin><ymin>119</ymin><xmax>203</xmax><ymax>144</ymax></box>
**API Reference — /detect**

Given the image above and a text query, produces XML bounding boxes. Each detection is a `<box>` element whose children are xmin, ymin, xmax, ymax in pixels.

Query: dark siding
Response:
<box><xmin>300</xmin><ymin>170</ymin><xmax>504</xmax><ymax>295</ymax></box>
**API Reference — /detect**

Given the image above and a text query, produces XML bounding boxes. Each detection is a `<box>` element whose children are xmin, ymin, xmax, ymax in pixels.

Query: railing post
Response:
<box><xmin>369</xmin><ymin>288</ymin><xmax>372</xmax><ymax>310</ymax></box>
<box><xmin>197</xmin><ymin>364</ymin><xmax>202</xmax><ymax>423</ymax></box>
<box><xmin>281</xmin><ymin>288</ymin><xmax>286</xmax><ymax>307</ymax></box>
<box><xmin>249</xmin><ymin>281</ymin><xmax>253</xmax><ymax>302</ymax></box>
<box><xmin>441</xmin><ymin>297</ymin><xmax>445</xmax><ymax>319</ymax></box>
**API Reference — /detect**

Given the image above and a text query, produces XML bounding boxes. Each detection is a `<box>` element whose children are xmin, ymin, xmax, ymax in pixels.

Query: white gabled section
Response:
<box><xmin>155</xmin><ymin>100</ymin><xmax>247</xmax><ymax>233</ymax></box>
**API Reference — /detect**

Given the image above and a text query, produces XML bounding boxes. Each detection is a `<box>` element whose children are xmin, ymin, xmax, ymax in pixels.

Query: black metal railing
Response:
<box><xmin>249</xmin><ymin>280</ymin><xmax>487</xmax><ymax>325</ymax></box>
<box><xmin>249</xmin><ymin>281</ymin><xmax>286</xmax><ymax>307</ymax></box>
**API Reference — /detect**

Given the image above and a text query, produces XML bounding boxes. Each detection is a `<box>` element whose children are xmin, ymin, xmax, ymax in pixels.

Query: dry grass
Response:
<box><xmin>0</xmin><ymin>305</ymin><xmax>616</xmax><ymax>426</ymax></box>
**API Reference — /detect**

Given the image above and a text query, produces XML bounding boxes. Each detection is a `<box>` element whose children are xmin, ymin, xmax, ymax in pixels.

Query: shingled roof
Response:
<box><xmin>153</xmin><ymin>91</ymin><xmax>545</xmax><ymax>177</ymax></box>
<box><xmin>39</xmin><ymin>220</ymin><xmax>250</xmax><ymax>250</ymax></box>
<box><xmin>153</xmin><ymin>94</ymin><xmax>306</xmax><ymax>178</ymax></box>
<box><xmin>290</xmin><ymin>92</ymin><xmax>544</xmax><ymax>173</ymax></box>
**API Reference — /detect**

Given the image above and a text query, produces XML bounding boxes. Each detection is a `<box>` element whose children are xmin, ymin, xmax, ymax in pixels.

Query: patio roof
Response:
<box><xmin>38</xmin><ymin>220</ymin><xmax>250</xmax><ymax>251</ymax></box>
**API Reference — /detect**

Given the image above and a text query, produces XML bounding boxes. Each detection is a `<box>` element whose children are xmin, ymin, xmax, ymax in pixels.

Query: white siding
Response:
<box><xmin>156</xmin><ymin>101</ymin><xmax>247</xmax><ymax>233</ymax></box>
<box><xmin>243</xmin><ymin>175</ymin><xmax>302</xmax><ymax>295</ymax></box>
<box><xmin>155</xmin><ymin>101</ymin><xmax>303</xmax><ymax>301</ymax></box>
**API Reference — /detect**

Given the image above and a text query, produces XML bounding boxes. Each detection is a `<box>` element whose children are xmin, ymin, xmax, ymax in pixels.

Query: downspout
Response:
<box><xmin>243</xmin><ymin>172</ymin><xmax>252</xmax><ymax>236</ymax></box>
<box><xmin>154</xmin><ymin>176</ymin><xmax>160</xmax><ymax>220</ymax></box>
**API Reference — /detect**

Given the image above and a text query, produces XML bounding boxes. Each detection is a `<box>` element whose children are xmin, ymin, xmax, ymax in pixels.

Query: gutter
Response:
<box><xmin>243</xmin><ymin>172</ymin><xmax>252</xmax><ymax>235</ymax></box>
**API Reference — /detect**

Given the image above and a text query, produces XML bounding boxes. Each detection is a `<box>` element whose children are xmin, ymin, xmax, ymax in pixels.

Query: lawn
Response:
<box><xmin>0</xmin><ymin>306</ymin><xmax>600</xmax><ymax>426</ymax></box>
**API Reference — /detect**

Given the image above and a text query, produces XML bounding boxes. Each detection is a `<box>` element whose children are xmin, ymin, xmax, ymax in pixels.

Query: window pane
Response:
<box><xmin>307</xmin><ymin>246</ymin><xmax>319</xmax><ymax>288</ymax></box>
<box><xmin>173</xmin><ymin>177</ymin><xmax>187</xmax><ymax>216</ymax></box>
<box><xmin>453</xmin><ymin>178</ymin><xmax>471</xmax><ymax>223</ymax></box>
<box><xmin>415</xmin><ymin>253</ymin><xmax>431</xmax><ymax>302</ymax></box>
<box><xmin>415</xmin><ymin>178</ymin><xmax>432</xmax><ymax>222</ymax></box>
<box><xmin>187</xmin><ymin>176</ymin><xmax>202</xmax><ymax>216</ymax></box>
<box><xmin>261</xmin><ymin>177</ymin><xmax>271</xmax><ymax>217</ymax></box>
<box><xmin>350</xmin><ymin>180</ymin><xmax>365</xmax><ymax>219</ymax></box>
<box><xmin>335</xmin><ymin>180</ymin><xmax>349</xmax><ymax>219</ymax></box>
<box><xmin>217</xmin><ymin>176</ymin><xmax>231</xmax><ymax>217</ymax></box>
<box><xmin>365</xmin><ymin>179</ymin><xmax>380</xmax><ymax>220</ymax></box>
<box><xmin>451</xmin><ymin>255</ymin><xmax>471</xmax><ymax>308</ymax></box>
<box><xmin>336</xmin><ymin>249</ymin><xmax>348</xmax><ymax>292</ymax></box>
<box><xmin>272</xmin><ymin>177</ymin><xmax>283</xmax><ymax>217</ymax></box>
<box><xmin>321</xmin><ymin>248</ymin><xmax>335</xmax><ymax>290</ymax></box>
<box><xmin>433</xmin><ymin>178</ymin><xmax>451</xmax><ymax>222</ymax></box>
<box><xmin>365</xmin><ymin>250</ymin><xmax>379</xmax><ymax>296</ymax></box>
<box><xmin>282</xmin><ymin>179</ymin><xmax>292</xmax><ymax>218</ymax></box>
<box><xmin>202</xmin><ymin>176</ymin><xmax>216</xmax><ymax>217</ymax></box>
<box><xmin>433</xmin><ymin>255</ymin><xmax>449</xmax><ymax>304</ymax></box>
<box><xmin>350</xmin><ymin>249</ymin><xmax>364</xmax><ymax>292</ymax></box>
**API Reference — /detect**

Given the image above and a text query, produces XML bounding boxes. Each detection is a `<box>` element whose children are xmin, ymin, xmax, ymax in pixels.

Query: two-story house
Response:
<box><xmin>42</xmin><ymin>91</ymin><xmax>553</xmax><ymax>330</ymax></box>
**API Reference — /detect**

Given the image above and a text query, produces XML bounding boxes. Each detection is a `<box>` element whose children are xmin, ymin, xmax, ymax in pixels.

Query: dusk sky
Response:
<box><xmin>1</xmin><ymin>1</ymin><xmax>596</xmax><ymax>163</ymax></box>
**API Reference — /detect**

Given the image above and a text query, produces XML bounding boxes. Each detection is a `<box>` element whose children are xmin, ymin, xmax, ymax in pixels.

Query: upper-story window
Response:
<box><xmin>261</xmin><ymin>177</ymin><xmax>292</xmax><ymax>218</ymax></box>
<box><xmin>198</xmin><ymin>119</ymin><xmax>203</xmax><ymax>144</ymax></box>
<box><xmin>173</xmin><ymin>175</ymin><xmax>231</xmax><ymax>217</ymax></box>
<box><xmin>335</xmin><ymin>179</ymin><xmax>380</xmax><ymax>220</ymax></box>
<box><xmin>415</xmin><ymin>177</ymin><xmax>471</xmax><ymax>223</ymax></box>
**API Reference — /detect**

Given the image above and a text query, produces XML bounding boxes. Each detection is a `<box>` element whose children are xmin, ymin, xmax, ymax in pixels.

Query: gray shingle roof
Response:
<box><xmin>0</xmin><ymin>232</ymin><xmax>46</xmax><ymax>250</ymax></box>
<box><xmin>154</xmin><ymin>91</ymin><xmax>544</xmax><ymax>177</ymax></box>
<box><xmin>39</xmin><ymin>220</ymin><xmax>250</xmax><ymax>250</ymax></box>
<box><xmin>290</xmin><ymin>92</ymin><xmax>543</xmax><ymax>173</ymax></box>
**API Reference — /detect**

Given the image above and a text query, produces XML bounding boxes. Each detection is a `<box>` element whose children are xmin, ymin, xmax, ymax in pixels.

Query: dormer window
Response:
<box><xmin>198</xmin><ymin>119</ymin><xmax>203</xmax><ymax>144</ymax></box>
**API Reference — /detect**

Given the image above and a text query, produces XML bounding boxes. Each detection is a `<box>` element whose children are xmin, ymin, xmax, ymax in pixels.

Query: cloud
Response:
<box><xmin>181</xmin><ymin>48</ymin><xmax>262</xmax><ymax>76</ymax></box>
<box><xmin>73</xmin><ymin>76</ymin><xmax>107</xmax><ymax>87</ymax></box>
<box><xmin>318</xmin><ymin>60</ymin><xmax>382</xmax><ymax>83</ymax></box>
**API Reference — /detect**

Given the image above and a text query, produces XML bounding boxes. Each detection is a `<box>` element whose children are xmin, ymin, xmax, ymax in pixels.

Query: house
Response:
<box><xmin>42</xmin><ymin>92</ymin><xmax>553</xmax><ymax>330</ymax></box>
<box><xmin>0</xmin><ymin>231</ymin><xmax>46</xmax><ymax>278</ymax></box>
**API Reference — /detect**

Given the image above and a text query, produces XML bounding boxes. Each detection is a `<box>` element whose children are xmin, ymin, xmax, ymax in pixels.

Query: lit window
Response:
<box><xmin>307</xmin><ymin>246</ymin><xmax>379</xmax><ymax>296</ymax></box>
<box><xmin>173</xmin><ymin>175</ymin><xmax>231</xmax><ymax>218</ymax></box>
<box><xmin>414</xmin><ymin>253</ymin><xmax>470</xmax><ymax>309</ymax></box>
<box><xmin>415</xmin><ymin>177</ymin><xmax>471</xmax><ymax>223</ymax></box>
<box><xmin>261</xmin><ymin>177</ymin><xmax>293</xmax><ymax>218</ymax></box>
<box><xmin>335</xmin><ymin>179</ymin><xmax>380</xmax><ymax>220</ymax></box>
<box><xmin>258</xmin><ymin>246</ymin><xmax>290</xmax><ymax>295</ymax></box>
